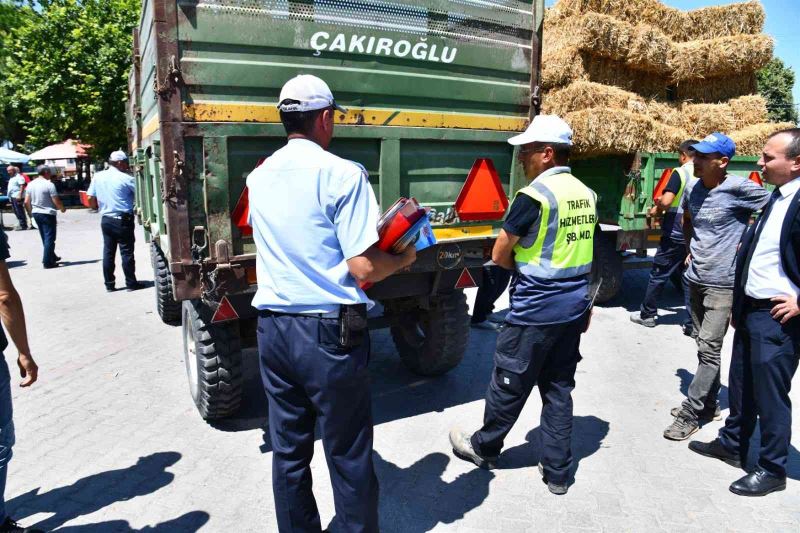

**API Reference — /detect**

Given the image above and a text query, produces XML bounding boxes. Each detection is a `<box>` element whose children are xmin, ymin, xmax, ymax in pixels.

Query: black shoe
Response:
<box><xmin>682</xmin><ymin>323</ymin><xmax>693</xmax><ymax>337</ymax></box>
<box><xmin>538</xmin><ymin>463</ymin><xmax>568</xmax><ymax>495</ymax></box>
<box><xmin>106</xmin><ymin>286</ymin><xmax>117</xmax><ymax>292</ymax></box>
<box><xmin>126</xmin><ymin>282</ymin><xmax>145</xmax><ymax>292</ymax></box>
<box><xmin>0</xmin><ymin>516</ymin><xmax>44</xmax><ymax>532</ymax></box>
<box><xmin>729</xmin><ymin>468</ymin><xmax>786</xmax><ymax>497</ymax></box>
<box><xmin>43</xmin><ymin>263</ymin><xmax>59</xmax><ymax>269</ymax></box>
<box><xmin>54</xmin><ymin>255</ymin><xmax>61</xmax><ymax>262</ymax></box>
<box><xmin>688</xmin><ymin>439</ymin><xmax>742</xmax><ymax>468</ymax></box>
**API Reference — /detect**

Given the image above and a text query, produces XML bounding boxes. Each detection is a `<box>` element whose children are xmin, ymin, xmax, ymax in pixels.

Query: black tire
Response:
<box><xmin>590</xmin><ymin>232</ymin><xmax>623</xmax><ymax>304</ymax></box>
<box><xmin>182</xmin><ymin>300</ymin><xmax>243</xmax><ymax>420</ymax></box>
<box><xmin>151</xmin><ymin>242</ymin><xmax>181</xmax><ymax>326</ymax></box>
<box><xmin>388</xmin><ymin>291</ymin><xmax>470</xmax><ymax>376</ymax></box>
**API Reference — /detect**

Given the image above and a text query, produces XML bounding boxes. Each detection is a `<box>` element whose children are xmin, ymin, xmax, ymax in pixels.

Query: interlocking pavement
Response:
<box><xmin>1</xmin><ymin>209</ymin><xmax>798</xmax><ymax>532</ymax></box>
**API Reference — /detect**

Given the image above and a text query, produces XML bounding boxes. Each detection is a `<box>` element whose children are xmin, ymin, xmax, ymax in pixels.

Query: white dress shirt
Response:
<box><xmin>745</xmin><ymin>177</ymin><xmax>800</xmax><ymax>299</ymax></box>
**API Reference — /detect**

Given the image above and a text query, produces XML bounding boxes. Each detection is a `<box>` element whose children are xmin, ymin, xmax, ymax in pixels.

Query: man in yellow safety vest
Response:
<box><xmin>449</xmin><ymin>114</ymin><xmax>596</xmax><ymax>495</ymax></box>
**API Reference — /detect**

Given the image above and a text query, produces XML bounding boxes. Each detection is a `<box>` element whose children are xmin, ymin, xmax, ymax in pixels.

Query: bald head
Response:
<box><xmin>6</xmin><ymin>166</ymin><xmax>17</xmax><ymax>176</ymax></box>
<box><xmin>758</xmin><ymin>129</ymin><xmax>800</xmax><ymax>187</ymax></box>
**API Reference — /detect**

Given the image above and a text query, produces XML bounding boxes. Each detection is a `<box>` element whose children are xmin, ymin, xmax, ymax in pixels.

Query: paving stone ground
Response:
<box><xmin>1</xmin><ymin>209</ymin><xmax>799</xmax><ymax>532</ymax></box>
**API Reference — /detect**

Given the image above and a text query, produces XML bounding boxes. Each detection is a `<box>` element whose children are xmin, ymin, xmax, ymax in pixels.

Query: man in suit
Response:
<box><xmin>689</xmin><ymin>128</ymin><xmax>800</xmax><ymax>496</ymax></box>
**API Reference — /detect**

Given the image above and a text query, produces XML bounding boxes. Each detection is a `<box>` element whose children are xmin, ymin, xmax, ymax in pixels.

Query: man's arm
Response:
<box><xmin>23</xmin><ymin>191</ymin><xmax>31</xmax><ymax>214</ymax></box>
<box><xmin>0</xmin><ymin>261</ymin><xmax>37</xmax><ymax>386</ymax></box>
<box><xmin>492</xmin><ymin>230</ymin><xmax>520</xmax><ymax>270</ymax></box>
<box><xmin>87</xmin><ymin>195</ymin><xmax>98</xmax><ymax>210</ymax></box>
<box><xmin>347</xmin><ymin>245</ymin><xmax>416</xmax><ymax>284</ymax></box>
<box><xmin>52</xmin><ymin>195</ymin><xmax>65</xmax><ymax>213</ymax></box>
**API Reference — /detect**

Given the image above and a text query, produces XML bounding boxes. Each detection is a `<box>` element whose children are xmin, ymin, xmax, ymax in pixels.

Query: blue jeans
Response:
<box><xmin>0</xmin><ymin>356</ymin><xmax>15</xmax><ymax>523</ymax></box>
<box><xmin>9</xmin><ymin>199</ymin><xmax>26</xmax><ymax>230</ymax></box>
<box><xmin>640</xmin><ymin>236</ymin><xmax>691</xmax><ymax>327</ymax></box>
<box><xmin>32</xmin><ymin>213</ymin><xmax>57</xmax><ymax>267</ymax></box>
<box><xmin>101</xmin><ymin>215</ymin><xmax>137</xmax><ymax>289</ymax></box>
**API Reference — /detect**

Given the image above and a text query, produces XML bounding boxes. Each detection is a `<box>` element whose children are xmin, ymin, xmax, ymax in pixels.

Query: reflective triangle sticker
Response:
<box><xmin>454</xmin><ymin>268</ymin><xmax>477</xmax><ymax>289</ymax></box>
<box><xmin>211</xmin><ymin>296</ymin><xmax>239</xmax><ymax>323</ymax></box>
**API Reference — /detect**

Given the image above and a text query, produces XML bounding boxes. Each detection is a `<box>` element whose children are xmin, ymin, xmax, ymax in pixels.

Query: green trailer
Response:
<box><xmin>126</xmin><ymin>0</ymin><xmax>766</xmax><ymax>420</ymax></box>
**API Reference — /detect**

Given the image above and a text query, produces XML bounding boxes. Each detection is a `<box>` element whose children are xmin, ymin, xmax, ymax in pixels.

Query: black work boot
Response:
<box><xmin>688</xmin><ymin>438</ymin><xmax>742</xmax><ymax>468</ymax></box>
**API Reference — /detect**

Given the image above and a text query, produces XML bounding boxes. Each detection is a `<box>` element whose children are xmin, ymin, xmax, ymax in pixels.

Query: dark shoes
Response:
<box><xmin>106</xmin><ymin>286</ymin><xmax>117</xmax><ymax>292</ymax></box>
<box><xmin>729</xmin><ymin>468</ymin><xmax>786</xmax><ymax>497</ymax></box>
<box><xmin>629</xmin><ymin>312</ymin><xmax>656</xmax><ymax>327</ymax></box>
<box><xmin>126</xmin><ymin>282</ymin><xmax>146</xmax><ymax>292</ymax></box>
<box><xmin>538</xmin><ymin>463</ymin><xmax>568</xmax><ymax>495</ymax></box>
<box><xmin>688</xmin><ymin>439</ymin><xmax>742</xmax><ymax>468</ymax></box>
<box><xmin>449</xmin><ymin>428</ymin><xmax>497</xmax><ymax>470</ymax></box>
<box><xmin>0</xmin><ymin>517</ymin><xmax>43</xmax><ymax>532</ymax></box>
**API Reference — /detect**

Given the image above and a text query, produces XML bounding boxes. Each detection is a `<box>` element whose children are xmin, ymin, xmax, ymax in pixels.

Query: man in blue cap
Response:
<box><xmin>663</xmin><ymin>133</ymin><xmax>770</xmax><ymax>441</ymax></box>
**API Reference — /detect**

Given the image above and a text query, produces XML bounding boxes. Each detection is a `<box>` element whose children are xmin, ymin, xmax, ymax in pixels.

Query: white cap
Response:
<box><xmin>278</xmin><ymin>74</ymin><xmax>347</xmax><ymax>113</ymax></box>
<box><xmin>507</xmin><ymin>115</ymin><xmax>573</xmax><ymax>146</ymax></box>
<box><xmin>109</xmin><ymin>150</ymin><xmax>128</xmax><ymax>162</ymax></box>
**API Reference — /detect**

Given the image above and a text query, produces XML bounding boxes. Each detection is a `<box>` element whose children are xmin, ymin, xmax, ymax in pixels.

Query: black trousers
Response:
<box><xmin>258</xmin><ymin>313</ymin><xmax>379</xmax><ymax>533</ymax></box>
<box><xmin>640</xmin><ymin>236</ymin><xmax>691</xmax><ymax>327</ymax></box>
<box><xmin>471</xmin><ymin>265</ymin><xmax>512</xmax><ymax>323</ymax></box>
<box><xmin>101</xmin><ymin>215</ymin><xmax>137</xmax><ymax>288</ymax></box>
<box><xmin>719</xmin><ymin>304</ymin><xmax>800</xmax><ymax>477</ymax></box>
<box><xmin>9</xmin><ymin>198</ymin><xmax>26</xmax><ymax>229</ymax></box>
<box><xmin>471</xmin><ymin>314</ymin><xmax>586</xmax><ymax>485</ymax></box>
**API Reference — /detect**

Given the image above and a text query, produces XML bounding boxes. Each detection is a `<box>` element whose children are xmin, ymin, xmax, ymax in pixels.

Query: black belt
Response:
<box><xmin>259</xmin><ymin>308</ymin><xmax>340</xmax><ymax>319</ymax></box>
<box><xmin>745</xmin><ymin>297</ymin><xmax>774</xmax><ymax>309</ymax></box>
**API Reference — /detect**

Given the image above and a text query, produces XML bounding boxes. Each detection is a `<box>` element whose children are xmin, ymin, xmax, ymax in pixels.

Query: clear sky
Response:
<box><xmin>544</xmin><ymin>0</ymin><xmax>800</xmax><ymax>109</ymax></box>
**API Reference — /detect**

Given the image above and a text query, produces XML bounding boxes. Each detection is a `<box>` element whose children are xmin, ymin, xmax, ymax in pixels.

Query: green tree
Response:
<box><xmin>0</xmin><ymin>1</ymin><xmax>33</xmax><ymax>144</ymax></box>
<box><xmin>757</xmin><ymin>58</ymin><xmax>799</xmax><ymax>124</ymax></box>
<box><xmin>3</xmin><ymin>0</ymin><xmax>139</xmax><ymax>157</ymax></box>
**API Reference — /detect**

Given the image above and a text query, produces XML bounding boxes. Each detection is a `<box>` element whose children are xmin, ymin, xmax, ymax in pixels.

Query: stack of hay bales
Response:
<box><xmin>542</xmin><ymin>0</ymin><xmax>794</xmax><ymax>157</ymax></box>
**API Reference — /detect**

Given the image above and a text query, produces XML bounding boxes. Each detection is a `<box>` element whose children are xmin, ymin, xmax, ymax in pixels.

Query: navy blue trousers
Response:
<box><xmin>258</xmin><ymin>313</ymin><xmax>379</xmax><ymax>533</ymax></box>
<box><xmin>640</xmin><ymin>236</ymin><xmax>691</xmax><ymax>326</ymax></box>
<box><xmin>101</xmin><ymin>215</ymin><xmax>137</xmax><ymax>289</ymax></box>
<box><xmin>719</xmin><ymin>306</ymin><xmax>800</xmax><ymax>477</ymax></box>
<box><xmin>32</xmin><ymin>213</ymin><xmax>57</xmax><ymax>267</ymax></box>
<box><xmin>471</xmin><ymin>315</ymin><xmax>585</xmax><ymax>485</ymax></box>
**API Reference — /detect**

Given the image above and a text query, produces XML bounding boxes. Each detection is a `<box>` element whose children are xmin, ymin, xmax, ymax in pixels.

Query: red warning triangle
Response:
<box><xmin>454</xmin><ymin>268</ymin><xmax>477</xmax><ymax>289</ymax></box>
<box><xmin>748</xmin><ymin>171</ymin><xmax>763</xmax><ymax>187</ymax></box>
<box><xmin>652</xmin><ymin>168</ymin><xmax>673</xmax><ymax>201</ymax></box>
<box><xmin>232</xmin><ymin>187</ymin><xmax>252</xmax><ymax>237</ymax></box>
<box><xmin>211</xmin><ymin>297</ymin><xmax>239</xmax><ymax>323</ymax></box>
<box><xmin>454</xmin><ymin>158</ymin><xmax>509</xmax><ymax>221</ymax></box>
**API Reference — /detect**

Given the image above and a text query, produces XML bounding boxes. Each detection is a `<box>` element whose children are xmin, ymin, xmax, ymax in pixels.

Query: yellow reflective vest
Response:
<box><xmin>512</xmin><ymin>172</ymin><xmax>597</xmax><ymax>279</ymax></box>
<box><xmin>667</xmin><ymin>162</ymin><xmax>693</xmax><ymax>213</ymax></box>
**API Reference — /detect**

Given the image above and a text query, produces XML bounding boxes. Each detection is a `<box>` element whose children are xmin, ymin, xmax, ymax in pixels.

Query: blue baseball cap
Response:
<box><xmin>691</xmin><ymin>132</ymin><xmax>736</xmax><ymax>159</ymax></box>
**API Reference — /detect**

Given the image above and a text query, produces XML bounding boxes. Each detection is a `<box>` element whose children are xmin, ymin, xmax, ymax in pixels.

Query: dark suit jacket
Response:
<box><xmin>732</xmin><ymin>191</ymin><xmax>800</xmax><ymax>327</ymax></box>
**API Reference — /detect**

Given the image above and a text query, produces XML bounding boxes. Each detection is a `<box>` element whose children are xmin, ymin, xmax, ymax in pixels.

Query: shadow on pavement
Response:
<box><xmin>374</xmin><ymin>451</ymin><xmax>494</xmax><ymax>533</ymax></box>
<box><xmin>7</xmin><ymin>452</ymin><xmax>185</xmax><ymax>531</ymax></box>
<box><xmin>57</xmin><ymin>259</ymin><xmax>100</xmax><ymax>267</ymax></box>
<box><xmin>5</xmin><ymin>260</ymin><xmax>26</xmax><ymax>268</ymax></box>
<box><xmin>497</xmin><ymin>415</ymin><xmax>610</xmax><ymax>485</ymax></box>
<box><xmin>54</xmin><ymin>511</ymin><xmax>209</xmax><ymax>532</ymax></box>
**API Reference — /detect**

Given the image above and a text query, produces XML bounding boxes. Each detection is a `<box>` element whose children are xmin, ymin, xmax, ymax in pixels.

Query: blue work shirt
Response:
<box><xmin>247</xmin><ymin>138</ymin><xmax>380</xmax><ymax>314</ymax></box>
<box><xmin>503</xmin><ymin>166</ymin><xmax>591</xmax><ymax>326</ymax></box>
<box><xmin>87</xmin><ymin>167</ymin><xmax>136</xmax><ymax>216</ymax></box>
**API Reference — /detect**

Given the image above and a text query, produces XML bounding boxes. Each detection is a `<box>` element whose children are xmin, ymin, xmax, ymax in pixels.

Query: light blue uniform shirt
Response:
<box><xmin>87</xmin><ymin>167</ymin><xmax>136</xmax><ymax>216</ymax></box>
<box><xmin>247</xmin><ymin>138</ymin><xmax>380</xmax><ymax>314</ymax></box>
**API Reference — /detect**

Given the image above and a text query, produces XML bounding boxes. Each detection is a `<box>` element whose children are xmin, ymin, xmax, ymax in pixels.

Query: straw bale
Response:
<box><xmin>565</xmin><ymin>108</ymin><xmax>686</xmax><ymax>156</ymax></box>
<box><xmin>670</xmin><ymin>34</ymin><xmax>773</xmax><ymax>82</ymax></box>
<box><xmin>728</xmin><ymin>95</ymin><xmax>769</xmax><ymax>129</ymax></box>
<box><xmin>679</xmin><ymin>103</ymin><xmax>735</xmax><ymax>137</ymax></box>
<box><xmin>550</xmin><ymin>0</ymin><xmax>765</xmax><ymax>42</ymax></box>
<box><xmin>576</xmin><ymin>13</ymin><xmax>671</xmax><ymax>73</ymax></box>
<box><xmin>730</xmin><ymin>122</ymin><xmax>796</xmax><ymax>156</ymax></box>
<box><xmin>674</xmin><ymin>74</ymin><xmax>757</xmax><ymax>103</ymax></box>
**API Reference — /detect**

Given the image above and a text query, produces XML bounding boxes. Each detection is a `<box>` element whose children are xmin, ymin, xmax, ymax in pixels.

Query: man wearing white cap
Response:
<box><xmin>247</xmin><ymin>74</ymin><xmax>415</xmax><ymax>532</ymax></box>
<box><xmin>87</xmin><ymin>151</ymin><xmax>143</xmax><ymax>292</ymax></box>
<box><xmin>450</xmin><ymin>115</ymin><xmax>597</xmax><ymax>495</ymax></box>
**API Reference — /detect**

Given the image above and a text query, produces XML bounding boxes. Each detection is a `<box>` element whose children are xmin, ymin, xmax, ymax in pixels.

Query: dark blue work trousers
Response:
<box><xmin>471</xmin><ymin>315</ymin><xmax>586</xmax><ymax>485</ymax></box>
<box><xmin>640</xmin><ymin>236</ymin><xmax>691</xmax><ymax>326</ymax></box>
<box><xmin>31</xmin><ymin>213</ymin><xmax>57</xmax><ymax>267</ymax></box>
<box><xmin>258</xmin><ymin>313</ymin><xmax>379</xmax><ymax>533</ymax></box>
<box><xmin>101</xmin><ymin>215</ymin><xmax>137</xmax><ymax>289</ymax></box>
<box><xmin>719</xmin><ymin>305</ymin><xmax>800</xmax><ymax>477</ymax></box>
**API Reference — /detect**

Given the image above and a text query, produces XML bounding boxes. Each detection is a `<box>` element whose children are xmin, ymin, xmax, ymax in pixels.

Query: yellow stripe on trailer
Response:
<box><xmin>182</xmin><ymin>102</ymin><xmax>527</xmax><ymax>132</ymax></box>
<box><xmin>142</xmin><ymin>115</ymin><xmax>160</xmax><ymax>139</ymax></box>
<box><xmin>434</xmin><ymin>225</ymin><xmax>495</xmax><ymax>240</ymax></box>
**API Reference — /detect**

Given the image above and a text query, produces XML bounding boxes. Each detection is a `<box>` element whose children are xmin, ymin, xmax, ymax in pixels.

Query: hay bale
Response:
<box><xmin>670</xmin><ymin>34</ymin><xmax>773</xmax><ymax>82</ymax></box>
<box><xmin>550</xmin><ymin>0</ymin><xmax>765</xmax><ymax>42</ymax></box>
<box><xmin>576</xmin><ymin>13</ymin><xmax>671</xmax><ymax>73</ymax></box>
<box><xmin>566</xmin><ymin>108</ymin><xmax>686</xmax><ymax>156</ymax></box>
<box><xmin>730</xmin><ymin>122</ymin><xmax>796</xmax><ymax>156</ymax></box>
<box><xmin>728</xmin><ymin>95</ymin><xmax>769</xmax><ymax>129</ymax></box>
<box><xmin>674</xmin><ymin>74</ymin><xmax>757</xmax><ymax>103</ymax></box>
<box><xmin>679</xmin><ymin>103</ymin><xmax>735</xmax><ymax>137</ymax></box>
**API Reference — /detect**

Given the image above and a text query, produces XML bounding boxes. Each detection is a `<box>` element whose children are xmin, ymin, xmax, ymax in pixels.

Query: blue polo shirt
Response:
<box><xmin>87</xmin><ymin>167</ymin><xmax>136</xmax><ymax>217</ymax></box>
<box><xmin>503</xmin><ymin>166</ymin><xmax>592</xmax><ymax>326</ymax></box>
<box><xmin>247</xmin><ymin>138</ymin><xmax>380</xmax><ymax>314</ymax></box>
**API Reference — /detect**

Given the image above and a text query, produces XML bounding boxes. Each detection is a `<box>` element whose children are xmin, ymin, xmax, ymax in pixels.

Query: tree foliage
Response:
<box><xmin>757</xmin><ymin>58</ymin><xmax>799</xmax><ymax>125</ymax></box>
<box><xmin>1</xmin><ymin>0</ymin><xmax>139</xmax><ymax>157</ymax></box>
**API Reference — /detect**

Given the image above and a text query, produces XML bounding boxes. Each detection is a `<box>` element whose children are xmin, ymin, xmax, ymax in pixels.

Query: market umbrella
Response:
<box><xmin>28</xmin><ymin>139</ymin><xmax>91</xmax><ymax>161</ymax></box>
<box><xmin>0</xmin><ymin>147</ymin><xmax>30</xmax><ymax>164</ymax></box>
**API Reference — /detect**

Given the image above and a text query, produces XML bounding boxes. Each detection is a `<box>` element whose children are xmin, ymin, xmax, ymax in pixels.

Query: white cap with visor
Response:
<box><xmin>278</xmin><ymin>74</ymin><xmax>347</xmax><ymax>113</ymax></box>
<box><xmin>508</xmin><ymin>114</ymin><xmax>573</xmax><ymax>147</ymax></box>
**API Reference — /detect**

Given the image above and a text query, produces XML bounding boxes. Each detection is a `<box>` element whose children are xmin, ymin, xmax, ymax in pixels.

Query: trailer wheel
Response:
<box><xmin>151</xmin><ymin>242</ymin><xmax>181</xmax><ymax>326</ymax></box>
<box><xmin>182</xmin><ymin>300</ymin><xmax>243</xmax><ymax>420</ymax></box>
<box><xmin>591</xmin><ymin>232</ymin><xmax>623</xmax><ymax>304</ymax></box>
<box><xmin>388</xmin><ymin>291</ymin><xmax>470</xmax><ymax>376</ymax></box>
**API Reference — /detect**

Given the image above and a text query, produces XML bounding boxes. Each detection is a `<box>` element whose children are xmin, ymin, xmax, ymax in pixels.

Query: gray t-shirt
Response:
<box><xmin>25</xmin><ymin>177</ymin><xmax>58</xmax><ymax>215</ymax></box>
<box><xmin>682</xmin><ymin>174</ymin><xmax>770</xmax><ymax>288</ymax></box>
